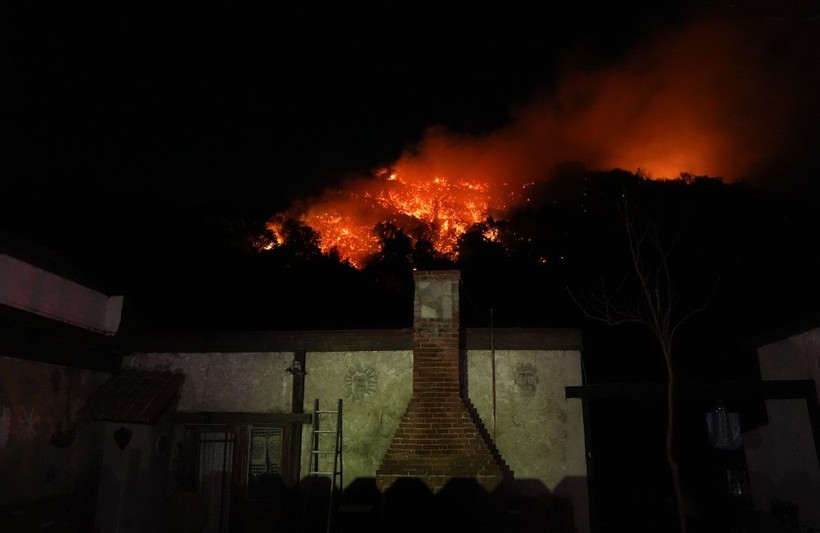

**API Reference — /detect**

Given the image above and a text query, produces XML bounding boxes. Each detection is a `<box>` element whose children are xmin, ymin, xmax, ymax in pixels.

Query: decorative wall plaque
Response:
<box><xmin>513</xmin><ymin>363</ymin><xmax>540</xmax><ymax>396</ymax></box>
<box><xmin>345</xmin><ymin>363</ymin><xmax>377</xmax><ymax>401</ymax></box>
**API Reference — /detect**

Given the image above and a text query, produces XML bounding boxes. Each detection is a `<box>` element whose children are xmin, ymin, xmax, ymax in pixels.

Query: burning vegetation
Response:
<box><xmin>258</xmin><ymin>166</ymin><xmax>532</xmax><ymax>268</ymax></box>
<box><xmin>257</xmin><ymin>14</ymin><xmax>818</xmax><ymax>268</ymax></box>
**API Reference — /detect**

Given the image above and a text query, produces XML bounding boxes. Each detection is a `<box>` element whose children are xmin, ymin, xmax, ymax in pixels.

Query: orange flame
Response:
<box><xmin>265</xmin><ymin>167</ymin><xmax>522</xmax><ymax>267</ymax></box>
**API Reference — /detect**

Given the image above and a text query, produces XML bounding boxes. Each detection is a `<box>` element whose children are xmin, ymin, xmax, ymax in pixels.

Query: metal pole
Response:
<box><xmin>491</xmin><ymin>308</ymin><xmax>497</xmax><ymax>441</ymax></box>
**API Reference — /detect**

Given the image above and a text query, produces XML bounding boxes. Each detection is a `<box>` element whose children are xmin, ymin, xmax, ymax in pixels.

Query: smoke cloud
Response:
<box><xmin>393</xmin><ymin>11</ymin><xmax>820</xmax><ymax>185</ymax></box>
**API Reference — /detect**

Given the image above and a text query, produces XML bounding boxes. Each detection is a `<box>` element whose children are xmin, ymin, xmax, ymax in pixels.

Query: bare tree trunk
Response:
<box><xmin>662</xmin><ymin>345</ymin><xmax>687</xmax><ymax>533</ymax></box>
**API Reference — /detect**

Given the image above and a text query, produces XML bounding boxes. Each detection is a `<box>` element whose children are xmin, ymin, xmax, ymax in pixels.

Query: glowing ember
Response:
<box><xmin>296</xmin><ymin>210</ymin><xmax>382</xmax><ymax>266</ymax></box>
<box><xmin>263</xmin><ymin>168</ymin><xmax>519</xmax><ymax>267</ymax></box>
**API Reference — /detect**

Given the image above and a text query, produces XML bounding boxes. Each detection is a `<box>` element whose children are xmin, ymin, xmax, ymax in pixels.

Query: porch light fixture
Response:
<box><xmin>285</xmin><ymin>360</ymin><xmax>306</xmax><ymax>377</ymax></box>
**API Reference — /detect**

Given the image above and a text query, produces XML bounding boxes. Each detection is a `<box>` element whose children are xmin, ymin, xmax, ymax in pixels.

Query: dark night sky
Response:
<box><xmin>1</xmin><ymin>3</ymin><xmax>698</xmax><ymax>208</ymax></box>
<box><xmin>4</xmin><ymin>3</ymin><xmax>819</xmax><ymax>202</ymax></box>
<box><xmin>2</xmin><ymin>2</ymin><xmax>820</xmax><ymax>334</ymax></box>
<box><xmin>3</xmin><ymin>3</ymin><xmax>818</xmax><ymax>207</ymax></box>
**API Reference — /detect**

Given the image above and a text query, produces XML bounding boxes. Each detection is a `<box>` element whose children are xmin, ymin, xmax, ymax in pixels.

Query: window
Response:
<box><xmin>171</xmin><ymin>418</ymin><xmax>300</xmax><ymax>533</ymax></box>
<box><xmin>246</xmin><ymin>425</ymin><xmax>285</xmax><ymax>500</ymax></box>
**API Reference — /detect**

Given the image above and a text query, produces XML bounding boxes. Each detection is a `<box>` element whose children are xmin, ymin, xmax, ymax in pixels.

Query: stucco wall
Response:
<box><xmin>757</xmin><ymin>328</ymin><xmax>820</xmax><ymax>399</ymax></box>
<box><xmin>95</xmin><ymin>420</ymin><xmax>173</xmax><ymax>533</ymax></box>
<box><xmin>123</xmin><ymin>352</ymin><xmax>294</xmax><ymax>412</ymax></box>
<box><xmin>745</xmin><ymin>330</ymin><xmax>820</xmax><ymax>528</ymax></box>
<box><xmin>300</xmin><ymin>350</ymin><xmax>413</xmax><ymax>484</ymax></box>
<box><xmin>0</xmin><ymin>355</ymin><xmax>109</xmax><ymax>505</ymax></box>
<box><xmin>744</xmin><ymin>400</ymin><xmax>820</xmax><ymax>528</ymax></box>
<box><xmin>469</xmin><ymin>349</ymin><xmax>587</xmax><ymax>533</ymax></box>
<box><xmin>299</xmin><ymin>349</ymin><xmax>586</xmax><ymax>491</ymax></box>
<box><xmin>126</xmin><ymin>345</ymin><xmax>588</xmax><ymax>531</ymax></box>
<box><xmin>467</xmin><ymin>349</ymin><xmax>585</xmax><ymax>491</ymax></box>
<box><xmin>130</xmin><ymin>348</ymin><xmax>588</xmax><ymax>493</ymax></box>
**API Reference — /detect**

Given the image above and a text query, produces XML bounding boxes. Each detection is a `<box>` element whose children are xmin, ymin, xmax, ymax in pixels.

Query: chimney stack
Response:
<box><xmin>375</xmin><ymin>270</ymin><xmax>509</xmax><ymax>492</ymax></box>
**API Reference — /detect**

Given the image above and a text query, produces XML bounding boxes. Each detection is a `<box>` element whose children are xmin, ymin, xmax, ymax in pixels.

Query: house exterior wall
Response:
<box><xmin>0</xmin><ymin>354</ymin><xmax>109</xmax><ymax>526</ymax></box>
<box><xmin>757</xmin><ymin>328</ymin><xmax>820</xmax><ymax>399</ymax></box>
<box><xmin>467</xmin><ymin>349</ymin><xmax>585</xmax><ymax>492</ymax></box>
<box><xmin>95</xmin><ymin>419</ymin><xmax>173</xmax><ymax>533</ymax></box>
<box><xmin>104</xmin><ymin>351</ymin><xmax>294</xmax><ymax>533</ymax></box>
<box><xmin>122</xmin><ymin>352</ymin><xmax>294</xmax><ymax>412</ymax></box>
<box><xmin>745</xmin><ymin>328</ymin><xmax>820</xmax><ymax>528</ymax></box>
<box><xmin>304</xmin><ymin>347</ymin><xmax>587</xmax><ymax>532</ymax></box>
<box><xmin>300</xmin><ymin>350</ymin><xmax>414</xmax><ymax>486</ymax></box>
<box><xmin>124</xmin><ymin>340</ymin><xmax>588</xmax><ymax>532</ymax></box>
<box><xmin>301</xmin><ymin>348</ymin><xmax>586</xmax><ymax>484</ymax></box>
<box><xmin>124</xmin><ymin>348</ymin><xmax>585</xmax><ymax>490</ymax></box>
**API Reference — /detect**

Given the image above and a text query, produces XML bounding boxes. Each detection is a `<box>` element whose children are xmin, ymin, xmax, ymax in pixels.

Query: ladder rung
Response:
<box><xmin>310</xmin><ymin>397</ymin><xmax>343</xmax><ymax>527</ymax></box>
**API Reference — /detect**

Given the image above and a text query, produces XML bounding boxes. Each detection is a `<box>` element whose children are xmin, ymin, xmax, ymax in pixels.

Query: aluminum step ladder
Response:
<box><xmin>308</xmin><ymin>398</ymin><xmax>343</xmax><ymax>533</ymax></box>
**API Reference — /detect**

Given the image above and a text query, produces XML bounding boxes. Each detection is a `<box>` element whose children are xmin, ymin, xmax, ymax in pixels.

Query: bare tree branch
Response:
<box><xmin>566</xmin><ymin>192</ymin><xmax>718</xmax><ymax>533</ymax></box>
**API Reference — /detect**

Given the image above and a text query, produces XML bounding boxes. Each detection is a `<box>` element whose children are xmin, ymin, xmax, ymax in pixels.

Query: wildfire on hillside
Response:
<box><xmin>260</xmin><ymin>167</ymin><xmax>531</xmax><ymax>267</ymax></box>
<box><xmin>257</xmin><ymin>15</ymin><xmax>814</xmax><ymax>268</ymax></box>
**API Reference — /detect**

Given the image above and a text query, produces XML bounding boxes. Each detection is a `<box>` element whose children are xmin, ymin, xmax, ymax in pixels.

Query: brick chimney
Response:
<box><xmin>375</xmin><ymin>270</ymin><xmax>510</xmax><ymax>492</ymax></box>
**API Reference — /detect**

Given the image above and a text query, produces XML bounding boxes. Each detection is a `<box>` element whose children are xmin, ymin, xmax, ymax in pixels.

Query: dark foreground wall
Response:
<box><xmin>0</xmin><ymin>354</ymin><xmax>109</xmax><ymax>530</ymax></box>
